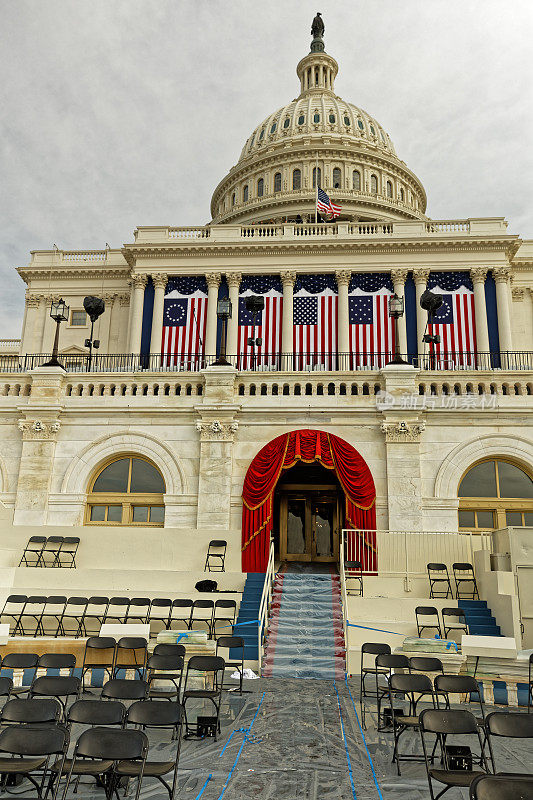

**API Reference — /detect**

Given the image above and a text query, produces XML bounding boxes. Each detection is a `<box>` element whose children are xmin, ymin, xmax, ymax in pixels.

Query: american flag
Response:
<box><xmin>237</xmin><ymin>276</ymin><xmax>282</xmax><ymax>370</ymax></box>
<box><xmin>293</xmin><ymin>275</ymin><xmax>337</xmax><ymax>370</ymax></box>
<box><xmin>427</xmin><ymin>272</ymin><xmax>477</xmax><ymax>368</ymax></box>
<box><xmin>317</xmin><ymin>187</ymin><xmax>341</xmax><ymax>219</ymax></box>
<box><xmin>162</xmin><ymin>276</ymin><xmax>207</xmax><ymax>370</ymax></box>
<box><xmin>349</xmin><ymin>274</ymin><xmax>395</xmax><ymax>368</ymax></box>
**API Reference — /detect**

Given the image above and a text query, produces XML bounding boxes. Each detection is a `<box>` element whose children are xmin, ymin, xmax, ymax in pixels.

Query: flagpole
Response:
<box><xmin>315</xmin><ymin>152</ymin><xmax>318</xmax><ymax>224</ymax></box>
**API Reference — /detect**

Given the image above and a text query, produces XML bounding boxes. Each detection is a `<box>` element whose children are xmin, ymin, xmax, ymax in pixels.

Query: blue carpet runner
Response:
<box><xmin>262</xmin><ymin>573</ymin><xmax>345</xmax><ymax>679</ymax></box>
<box><xmin>460</xmin><ymin>599</ymin><xmax>501</xmax><ymax>636</ymax></box>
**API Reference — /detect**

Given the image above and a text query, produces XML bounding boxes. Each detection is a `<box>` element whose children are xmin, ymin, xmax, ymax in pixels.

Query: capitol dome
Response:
<box><xmin>210</xmin><ymin>21</ymin><xmax>427</xmax><ymax>225</ymax></box>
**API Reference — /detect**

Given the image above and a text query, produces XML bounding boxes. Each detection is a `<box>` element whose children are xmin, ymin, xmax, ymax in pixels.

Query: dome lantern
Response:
<box><xmin>297</xmin><ymin>12</ymin><xmax>338</xmax><ymax>95</ymax></box>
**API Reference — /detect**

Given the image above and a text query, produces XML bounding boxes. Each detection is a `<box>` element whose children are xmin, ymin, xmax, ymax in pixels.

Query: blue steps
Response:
<box><xmin>459</xmin><ymin>599</ymin><xmax>501</xmax><ymax>636</ymax></box>
<box><xmin>232</xmin><ymin>573</ymin><xmax>265</xmax><ymax>660</ymax></box>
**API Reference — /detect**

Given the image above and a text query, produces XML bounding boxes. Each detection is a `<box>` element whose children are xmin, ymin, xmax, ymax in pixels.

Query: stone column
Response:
<box><xmin>98</xmin><ymin>293</ymin><xmax>115</xmax><ymax>354</ymax></box>
<box><xmin>205</xmin><ymin>273</ymin><xmax>221</xmax><ymax>359</ymax></box>
<box><xmin>493</xmin><ymin>267</ymin><xmax>513</xmax><ymax>359</ymax></box>
<box><xmin>281</xmin><ymin>271</ymin><xmax>296</xmax><ymax>368</ymax></box>
<box><xmin>127</xmin><ymin>274</ymin><xmax>148</xmax><ymax>354</ymax></box>
<box><xmin>226</xmin><ymin>273</ymin><xmax>242</xmax><ymax>358</ymax></box>
<box><xmin>391</xmin><ymin>269</ymin><xmax>409</xmax><ymax>357</ymax></box>
<box><xmin>335</xmin><ymin>270</ymin><xmax>351</xmax><ymax>369</ymax></box>
<box><xmin>21</xmin><ymin>295</ymin><xmax>41</xmax><ymax>354</ymax></box>
<box><xmin>116</xmin><ymin>294</ymin><xmax>130</xmax><ymax>352</ymax></box>
<box><xmin>413</xmin><ymin>269</ymin><xmax>430</xmax><ymax>359</ymax></box>
<box><xmin>14</xmin><ymin>367</ymin><xmax>65</xmax><ymax>526</ymax></box>
<box><xmin>196</xmin><ymin>365</ymin><xmax>238</xmax><ymax>528</ymax></box>
<box><xmin>150</xmin><ymin>274</ymin><xmax>168</xmax><ymax>355</ymax></box>
<box><xmin>470</xmin><ymin>268</ymin><xmax>490</xmax><ymax>360</ymax></box>
<box><xmin>379</xmin><ymin>364</ymin><xmax>424</xmax><ymax>532</ymax></box>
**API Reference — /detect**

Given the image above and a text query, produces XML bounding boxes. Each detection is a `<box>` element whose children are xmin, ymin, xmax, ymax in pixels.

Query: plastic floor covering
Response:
<box><xmin>40</xmin><ymin>677</ymin><xmax>533</xmax><ymax>800</ymax></box>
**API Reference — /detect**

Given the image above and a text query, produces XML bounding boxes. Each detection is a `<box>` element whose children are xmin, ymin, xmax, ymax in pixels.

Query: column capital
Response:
<box><xmin>512</xmin><ymin>286</ymin><xmax>525</xmax><ymax>301</ymax></box>
<box><xmin>102</xmin><ymin>292</ymin><xmax>117</xmax><ymax>303</ymax></box>
<box><xmin>25</xmin><ymin>294</ymin><xmax>41</xmax><ymax>309</ymax></box>
<box><xmin>130</xmin><ymin>273</ymin><xmax>148</xmax><ymax>289</ymax></box>
<box><xmin>195</xmin><ymin>419</ymin><xmax>238</xmax><ymax>442</ymax></box>
<box><xmin>335</xmin><ymin>269</ymin><xmax>351</xmax><ymax>287</ymax></box>
<box><xmin>119</xmin><ymin>293</ymin><xmax>131</xmax><ymax>306</ymax></box>
<box><xmin>493</xmin><ymin>266</ymin><xmax>512</xmax><ymax>284</ymax></box>
<box><xmin>18</xmin><ymin>419</ymin><xmax>61</xmax><ymax>442</ymax></box>
<box><xmin>205</xmin><ymin>272</ymin><xmax>221</xmax><ymax>289</ymax></box>
<box><xmin>470</xmin><ymin>267</ymin><xmax>488</xmax><ymax>285</ymax></box>
<box><xmin>413</xmin><ymin>269</ymin><xmax>430</xmax><ymax>286</ymax></box>
<box><xmin>390</xmin><ymin>268</ymin><xmax>409</xmax><ymax>284</ymax></box>
<box><xmin>280</xmin><ymin>270</ymin><xmax>297</xmax><ymax>287</ymax></box>
<box><xmin>152</xmin><ymin>273</ymin><xmax>168</xmax><ymax>290</ymax></box>
<box><xmin>381</xmin><ymin>420</ymin><xmax>425</xmax><ymax>443</ymax></box>
<box><xmin>226</xmin><ymin>272</ymin><xmax>242</xmax><ymax>288</ymax></box>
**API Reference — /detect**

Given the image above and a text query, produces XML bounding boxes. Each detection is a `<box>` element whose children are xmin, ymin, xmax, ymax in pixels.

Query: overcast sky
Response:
<box><xmin>0</xmin><ymin>0</ymin><xmax>532</xmax><ymax>338</ymax></box>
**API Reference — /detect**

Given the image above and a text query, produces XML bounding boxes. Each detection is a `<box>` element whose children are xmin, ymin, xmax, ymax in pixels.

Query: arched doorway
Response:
<box><xmin>241</xmin><ymin>429</ymin><xmax>376</xmax><ymax>571</ymax></box>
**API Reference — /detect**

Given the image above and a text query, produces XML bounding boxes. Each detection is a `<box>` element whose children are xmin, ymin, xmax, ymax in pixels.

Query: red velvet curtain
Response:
<box><xmin>242</xmin><ymin>429</ymin><xmax>376</xmax><ymax>572</ymax></box>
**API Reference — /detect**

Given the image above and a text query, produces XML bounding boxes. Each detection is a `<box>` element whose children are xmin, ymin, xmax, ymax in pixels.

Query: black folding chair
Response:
<box><xmin>529</xmin><ymin>653</ymin><xmax>533</xmax><ymax>714</ymax></box>
<box><xmin>56</xmin><ymin>597</ymin><xmax>88</xmax><ymax>637</ymax></box>
<box><xmin>428</xmin><ymin>563</ymin><xmax>453</xmax><ymax>599</ymax></box>
<box><xmin>2</xmin><ymin>653</ymin><xmax>39</xmax><ymax>696</ymax></box>
<box><xmin>470</xmin><ymin>774</ymin><xmax>533</xmax><ymax>799</ymax></box>
<box><xmin>485</xmin><ymin>711</ymin><xmax>533</xmax><ymax>774</ymax></box>
<box><xmin>18</xmin><ymin>536</ymin><xmax>46</xmax><ymax>567</ymax></box>
<box><xmin>434</xmin><ymin>674</ymin><xmax>486</xmax><ymax>728</ymax></box>
<box><xmin>389</xmin><ymin>672</ymin><xmax>436</xmax><ymax>775</ymax></box>
<box><xmin>153</xmin><ymin>643</ymin><xmax>186</xmax><ymax>658</ymax></box>
<box><xmin>216</xmin><ymin>636</ymin><xmax>244</xmax><ymax>694</ymax></box>
<box><xmin>182</xmin><ymin>655</ymin><xmax>225</xmax><ymax>740</ymax></box>
<box><xmin>38</xmin><ymin>596</ymin><xmax>67</xmax><ymax>637</ymax></box>
<box><xmin>67</xmin><ymin>699</ymin><xmax>126</xmax><ymax>728</ymax></box>
<box><xmin>0</xmin><ymin>697</ymin><xmax>61</xmax><ymax>725</ymax></box>
<box><xmin>442</xmin><ymin>608</ymin><xmax>468</xmax><ymax>639</ymax></box>
<box><xmin>0</xmin><ymin>677</ymin><xmax>13</xmax><ymax>703</ymax></box>
<box><xmin>40</xmin><ymin>537</ymin><xmax>64</xmax><ymax>568</ymax></box>
<box><xmin>101</xmin><ymin>679</ymin><xmax>149</xmax><ymax>703</ymax></box>
<box><xmin>18</xmin><ymin>596</ymin><xmax>47</xmax><ymax>636</ymax></box>
<box><xmin>121</xmin><ymin>701</ymin><xmax>183</xmax><ymax>800</ymax></box>
<box><xmin>0</xmin><ymin>722</ymin><xmax>67</xmax><ymax>800</ymax></box>
<box><xmin>1</xmin><ymin>595</ymin><xmax>27</xmax><ymax>635</ymax></box>
<box><xmin>55</xmin><ymin>536</ymin><xmax>80</xmax><ymax>568</ymax></box>
<box><xmin>360</xmin><ymin>642</ymin><xmax>391</xmax><ymax>700</ymax></box>
<box><xmin>146</xmin><ymin>654</ymin><xmax>184</xmax><ymax>701</ymax></box>
<box><xmin>83</xmin><ymin>596</ymin><xmax>109</xmax><ymax>635</ymax></box>
<box><xmin>148</xmin><ymin>599</ymin><xmax>172</xmax><ymax>636</ymax></box>
<box><xmin>419</xmin><ymin>708</ymin><xmax>491</xmax><ymax>800</ymax></box>
<box><xmin>204</xmin><ymin>540</ymin><xmax>227</xmax><ymax>572</ymax></box>
<box><xmin>190</xmin><ymin>600</ymin><xmax>215</xmax><ymax>636</ymax></box>
<box><xmin>169</xmin><ymin>599</ymin><xmax>193</xmax><ymax>630</ymax></box>
<box><xmin>29</xmin><ymin>676</ymin><xmax>81</xmax><ymax>720</ymax></box>
<box><xmin>104</xmin><ymin>596</ymin><xmax>130</xmax><ymax>624</ymax></box>
<box><xmin>81</xmin><ymin>636</ymin><xmax>116</xmax><ymax>691</ymax></box>
<box><xmin>212</xmin><ymin>600</ymin><xmax>237</xmax><ymax>638</ymax></box>
<box><xmin>37</xmin><ymin>653</ymin><xmax>76</xmax><ymax>677</ymax></box>
<box><xmin>126</xmin><ymin>598</ymin><xmax>151</xmax><ymax>624</ymax></box>
<box><xmin>112</xmin><ymin>637</ymin><xmax>147</xmax><ymax>680</ymax></box>
<box><xmin>375</xmin><ymin>653</ymin><xmax>409</xmax><ymax>731</ymax></box>
<box><xmin>344</xmin><ymin>561</ymin><xmax>364</xmax><ymax>595</ymax></box>
<box><xmin>453</xmin><ymin>562</ymin><xmax>479</xmax><ymax>600</ymax></box>
<box><xmin>415</xmin><ymin>606</ymin><xmax>442</xmax><ymax>638</ymax></box>
<box><xmin>409</xmin><ymin>657</ymin><xmax>444</xmax><ymax>676</ymax></box>
<box><xmin>62</xmin><ymin>727</ymin><xmax>148</xmax><ymax>800</ymax></box>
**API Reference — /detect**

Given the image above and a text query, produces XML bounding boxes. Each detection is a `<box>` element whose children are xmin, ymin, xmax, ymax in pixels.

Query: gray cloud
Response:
<box><xmin>0</xmin><ymin>0</ymin><xmax>531</xmax><ymax>338</ymax></box>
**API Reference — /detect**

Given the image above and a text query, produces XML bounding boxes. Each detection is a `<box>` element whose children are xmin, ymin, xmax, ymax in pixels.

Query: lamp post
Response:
<box><xmin>213</xmin><ymin>297</ymin><xmax>232</xmax><ymax>366</ymax></box>
<box><xmin>43</xmin><ymin>299</ymin><xmax>69</xmax><ymax>368</ymax></box>
<box><xmin>387</xmin><ymin>293</ymin><xmax>408</xmax><ymax>365</ymax></box>
<box><xmin>83</xmin><ymin>296</ymin><xmax>105</xmax><ymax>371</ymax></box>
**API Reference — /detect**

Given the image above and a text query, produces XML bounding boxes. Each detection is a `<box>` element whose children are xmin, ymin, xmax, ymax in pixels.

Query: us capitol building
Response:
<box><xmin>2</xmin><ymin>17</ymin><xmax>533</xmax><ymax>595</ymax></box>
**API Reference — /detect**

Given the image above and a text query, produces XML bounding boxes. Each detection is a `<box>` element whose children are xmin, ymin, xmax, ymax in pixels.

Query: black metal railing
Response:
<box><xmin>2</xmin><ymin>352</ymin><xmax>533</xmax><ymax>374</ymax></box>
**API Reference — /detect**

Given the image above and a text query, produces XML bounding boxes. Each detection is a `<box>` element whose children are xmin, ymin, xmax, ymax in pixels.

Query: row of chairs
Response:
<box><xmin>19</xmin><ymin>536</ymin><xmax>80</xmax><ymax>568</ymax></box>
<box><xmin>0</xmin><ymin>594</ymin><xmax>238</xmax><ymax>638</ymax></box>
<box><xmin>428</xmin><ymin>561</ymin><xmax>480</xmax><ymax>599</ymax></box>
<box><xmin>415</xmin><ymin>605</ymin><xmax>468</xmax><ymax>638</ymax></box>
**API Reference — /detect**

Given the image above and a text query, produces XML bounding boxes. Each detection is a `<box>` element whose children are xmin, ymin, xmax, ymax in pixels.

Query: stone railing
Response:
<box><xmin>64</xmin><ymin>375</ymin><xmax>204</xmax><ymax>399</ymax></box>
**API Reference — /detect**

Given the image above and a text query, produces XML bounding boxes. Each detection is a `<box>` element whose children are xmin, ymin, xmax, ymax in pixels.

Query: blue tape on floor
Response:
<box><xmin>346</xmin><ymin>622</ymin><xmax>404</xmax><ymax>635</ymax></box>
<box><xmin>194</xmin><ymin>774</ymin><xmax>212</xmax><ymax>799</ymax></box>
<box><xmin>333</xmin><ymin>681</ymin><xmax>357</xmax><ymax>800</ymax></box>
<box><xmin>345</xmin><ymin>675</ymin><xmax>383</xmax><ymax>800</ymax></box>
<box><xmin>216</xmin><ymin>692</ymin><xmax>265</xmax><ymax>800</ymax></box>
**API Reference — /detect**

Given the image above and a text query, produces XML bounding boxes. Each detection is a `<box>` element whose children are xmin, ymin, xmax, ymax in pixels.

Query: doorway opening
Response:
<box><xmin>273</xmin><ymin>461</ymin><xmax>344</xmax><ymax>564</ymax></box>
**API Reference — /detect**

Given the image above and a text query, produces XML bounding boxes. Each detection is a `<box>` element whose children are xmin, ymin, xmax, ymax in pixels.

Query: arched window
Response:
<box><xmin>329</xmin><ymin>113</ymin><xmax>336</xmax><ymax>123</ymax></box>
<box><xmin>399</xmin><ymin>187</ymin><xmax>404</xmax><ymax>201</ymax></box>
<box><xmin>274</xmin><ymin>172</ymin><xmax>282</xmax><ymax>192</ymax></box>
<box><xmin>257</xmin><ymin>178</ymin><xmax>264</xmax><ymax>197</ymax></box>
<box><xmin>231</xmin><ymin>192</ymin><xmax>236</xmax><ymax>206</ymax></box>
<box><xmin>332</xmin><ymin>167</ymin><xmax>341</xmax><ymax>188</ymax></box>
<box><xmin>297</xmin><ymin>114</ymin><xmax>305</xmax><ymax>126</ymax></box>
<box><xmin>353</xmin><ymin>170</ymin><xmax>361</xmax><ymax>190</ymax></box>
<box><xmin>292</xmin><ymin>168</ymin><xmax>301</xmax><ymax>190</ymax></box>
<box><xmin>370</xmin><ymin>174</ymin><xmax>378</xmax><ymax>194</ymax></box>
<box><xmin>283</xmin><ymin>117</ymin><xmax>290</xmax><ymax>128</ymax></box>
<box><xmin>313</xmin><ymin>111</ymin><xmax>320</xmax><ymax>123</ymax></box>
<box><xmin>458</xmin><ymin>458</ymin><xmax>533</xmax><ymax>530</ymax></box>
<box><xmin>312</xmin><ymin>167</ymin><xmax>321</xmax><ymax>188</ymax></box>
<box><xmin>243</xmin><ymin>184</ymin><xmax>249</xmax><ymax>202</ymax></box>
<box><xmin>386</xmin><ymin>180</ymin><xmax>393</xmax><ymax>198</ymax></box>
<box><xmin>87</xmin><ymin>456</ymin><xmax>165</xmax><ymax>526</ymax></box>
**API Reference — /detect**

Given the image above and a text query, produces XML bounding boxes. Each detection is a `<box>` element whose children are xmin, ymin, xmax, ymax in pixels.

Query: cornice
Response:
<box><xmin>18</xmin><ymin>268</ymin><xmax>130</xmax><ymax>282</ymax></box>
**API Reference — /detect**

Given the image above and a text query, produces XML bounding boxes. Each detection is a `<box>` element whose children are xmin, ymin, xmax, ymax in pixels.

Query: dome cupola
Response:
<box><xmin>210</xmin><ymin>14</ymin><xmax>427</xmax><ymax>225</ymax></box>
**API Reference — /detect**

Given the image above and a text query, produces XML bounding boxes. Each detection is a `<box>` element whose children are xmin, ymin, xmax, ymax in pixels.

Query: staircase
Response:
<box><xmin>262</xmin><ymin>573</ymin><xmax>345</xmax><ymax>679</ymax></box>
<box><xmin>233</xmin><ymin>572</ymin><xmax>265</xmax><ymax>661</ymax></box>
<box><xmin>460</xmin><ymin>600</ymin><xmax>501</xmax><ymax>636</ymax></box>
